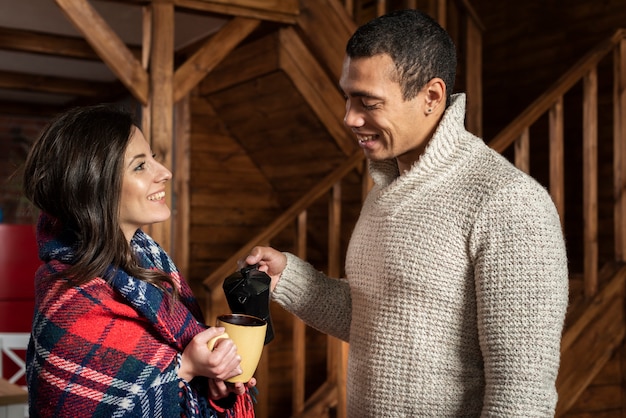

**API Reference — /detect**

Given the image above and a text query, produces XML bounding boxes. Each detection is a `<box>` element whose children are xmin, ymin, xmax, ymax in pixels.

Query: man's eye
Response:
<box><xmin>363</xmin><ymin>103</ymin><xmax>378</xmax><ymax>111</ymax></box>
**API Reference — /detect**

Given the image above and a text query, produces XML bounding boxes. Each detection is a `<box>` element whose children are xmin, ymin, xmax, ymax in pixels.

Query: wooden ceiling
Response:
<box><xmin>0</xmin><ymin>0</ymin><xmax>300</xmax><ymax>114</ymax></box>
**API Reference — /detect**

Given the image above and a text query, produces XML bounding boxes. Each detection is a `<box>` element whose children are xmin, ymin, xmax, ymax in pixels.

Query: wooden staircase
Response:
<box><xmin>201</xmin><ymin>1</ymin><xmax>626</xmax><ymax>414</ymax></box>
<box><xmin>487</xmin><ymin>29</ymin><xmax>626</xmax><ymax>416</ymax></box>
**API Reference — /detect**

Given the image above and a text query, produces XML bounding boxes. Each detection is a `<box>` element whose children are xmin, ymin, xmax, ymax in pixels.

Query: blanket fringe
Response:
<box><xmin>210</xmin><ymin>388</ymin><xmax>257</xmax><ymax>418</ymax></box>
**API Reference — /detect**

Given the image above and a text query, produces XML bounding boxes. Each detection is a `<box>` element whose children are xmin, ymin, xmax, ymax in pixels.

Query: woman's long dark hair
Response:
<box><xmin>23</xmin><ymin>104</ymin><xmax>178</xmax><ymax>296</ymax></box>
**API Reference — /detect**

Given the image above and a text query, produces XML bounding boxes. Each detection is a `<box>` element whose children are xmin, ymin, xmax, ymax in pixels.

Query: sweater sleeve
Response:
<box><xmin>271</xmin><ymin>253</ymin><xmax>352</xmax><ymax>342</ymax></box>
<box><xmin>470</xmin><ymin>177</ymin><xmax>568</xmax><ymax>417</ymax></box>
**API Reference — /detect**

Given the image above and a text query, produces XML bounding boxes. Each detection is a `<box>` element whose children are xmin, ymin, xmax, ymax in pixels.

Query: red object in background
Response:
<box><xmin>0</xmin><ymin>224</ymin><xmax>41</xmax><ymax>386</ymax></box>
<box><xmin>0</xmin><ymin>224</ymin><xmax>40</xmax><ymax>332</ymax></box>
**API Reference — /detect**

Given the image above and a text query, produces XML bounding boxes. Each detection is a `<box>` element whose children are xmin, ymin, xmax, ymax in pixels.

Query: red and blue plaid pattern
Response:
<box><xmin>27</xmin><ymin>213</ymin><xmax>253</xmax><ymax>417</ymax></box>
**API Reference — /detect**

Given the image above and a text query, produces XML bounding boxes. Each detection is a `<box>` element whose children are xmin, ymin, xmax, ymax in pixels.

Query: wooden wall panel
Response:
<box><xmin>187</xmin><ymin>95</ymin><xmax>279</xmax><ymax>299</ymax></box>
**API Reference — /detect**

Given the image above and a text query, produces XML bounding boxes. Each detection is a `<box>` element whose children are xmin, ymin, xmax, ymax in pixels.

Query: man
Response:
<box><xmin>245</xmin><ymin>9</ymin><xmax>568</xmax><ymax>417</ymax></box>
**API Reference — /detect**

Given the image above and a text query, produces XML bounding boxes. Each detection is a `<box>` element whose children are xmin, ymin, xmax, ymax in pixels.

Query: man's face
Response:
<box><xmin>339</xmin><ymin>54</ymin><xmax>435</xmax><ymax>169</ymax></box>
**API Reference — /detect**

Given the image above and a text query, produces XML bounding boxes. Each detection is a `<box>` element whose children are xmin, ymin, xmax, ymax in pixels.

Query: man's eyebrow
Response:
<box><xmin>344</xmin><ymin>89</ymin><xmax>384</xmax><ymax>100</ymax></box>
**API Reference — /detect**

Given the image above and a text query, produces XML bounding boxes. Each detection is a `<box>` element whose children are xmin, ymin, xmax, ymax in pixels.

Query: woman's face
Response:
<box><xmin>119</xmin><ymin>127</ymin><xmax>172</xmax><ymax>241</ymax></box>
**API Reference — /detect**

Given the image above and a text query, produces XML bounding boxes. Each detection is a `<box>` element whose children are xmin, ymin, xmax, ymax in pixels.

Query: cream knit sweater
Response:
<box><xmin>272</xmin><ymin>94</ymin><xmax>569</xmax><ymax>417</ymax></box>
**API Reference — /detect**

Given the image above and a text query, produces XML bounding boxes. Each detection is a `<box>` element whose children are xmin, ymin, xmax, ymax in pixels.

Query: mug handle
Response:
<box><xmin>207</xmin><ymin>332</ymin><xmax>230</xmax><ymax>351</ymax></box>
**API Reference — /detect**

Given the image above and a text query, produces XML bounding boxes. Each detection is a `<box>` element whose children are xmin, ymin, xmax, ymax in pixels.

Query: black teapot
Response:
<box><xmin>223</xmin><ymin>264</ymin><xmax>274</xmax><ymax>345</ymax></box>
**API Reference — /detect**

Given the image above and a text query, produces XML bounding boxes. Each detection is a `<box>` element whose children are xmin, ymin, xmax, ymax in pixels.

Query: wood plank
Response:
<box><xmin>566</xmin><ymin>384</ymin><xmax>622</xmax><ymax>414</ymax></box>
<box><xmin>200</xmin><ymin>33</ymin><xmax>280</xmax><ymax>95</ymax></box>
<box><xmin>202</xmin><ymin>150</ymin><xmax>363</xmax><ymax>290</ymax></box>
<box><xmin>146</xmin><ymin>1</ymin><xmax>175</xmax><ymax>252</ymax></box>
<box><xmin>95</xmin><ymin>0</ymin><xmax>297</xmax><ymax>22</ymax></box>
<box><xmin>191</xmin><ymin>207</ymin><xmax>278</xmax><ymax>226</ymax></box>
<box><xmin>583</xmin><ymin>68</ymin><xmax>598</xmax><ymax>299</ymax></box>
<box><xmin>514</xmin><ymin>128</ymin><xmax>529</xmax><ymax>174</ymax></box>
<box><xmin>191</xmin><ymin>192</ymin><xmax>278</xmax><ymax>209</ymax></box>
<box><xmin>614</xmin><ymin>38</ymin><xmax>626</xmax><ymax>262</ymax></box>
<box><xmin>0</xmin><ymin>69</ymin><xmax>119</xmax><ymax>97</ymax></box>
<box><xmin>174</xmin><ymin>17</ymin><xmax>260</xmax><ymax>102</ymax></box>
<box><xmin>54</xmin><ymin>0</ymin><xmax>149</xmax><ymax>104</ymax></box>
<box><xmin>0</xmin><ymin>27</ymin><xmax>130</xmax><ymax>60</ymax></box>
<box><xmin>561</xmin><ymin>265</ymin><xmax>626</xmax><ymax>353</ymax></box>
<box><xmin>174</xmin><ymin>0</ymin><xmax>297</xmax><ymax>23</ymax></box>
<box><xmin>173</xmin><ymin>97</ymin><xmax>191</xmax><ymax>277</ymax></box>
<box><xmin>556</xmin><ymin>290</ymin><xmax>625</xmax><ymax>416</ymax></box>
<box><xmin>296</xmin><ymin>0</ymin><xmax>356</xmax><ymax>82</ymax></box>
<box><xmin>293</xmin><ymin>212</ymin><xmax>307</xmax><ymax>414</ymax></box>
<box><xmin>464</xmin><ymin>18</ymin><xmax>483</xmax><ymax>136</ymax></box>
<box><xmin>0</xmin><ymin>378</ymin><xmax>27</xmax><ymax>406</ymax></box>
<box><xmin>278</xmin><ymin>28</ymin><xmax>356</xmax><ymax>157</ymax></box>
<box><xmin>299</xmin><ymin>381</ymin><xmax>337</xmax><ymax>418</ymax></box>
<box><xmin>190</xmin><ymin>0</ymin><xmax>298</xmax><ymax>14</ymax></box>
<box><xmin>549</xmin><ymin>97</ymin><xmax>565</xmax><ymax>221</ymax></box>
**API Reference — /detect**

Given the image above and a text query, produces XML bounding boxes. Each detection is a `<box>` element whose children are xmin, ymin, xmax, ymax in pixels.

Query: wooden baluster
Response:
<box><xmin>327</xmin><ymin>183</ymin><xmax>347</xmax><ymax>418</ymax></box>
<box><xmin>376</xmin><ymin>0</ymin><xmax>385</xmax><ymax>16</ymax></box>
<box><xmin>436</xmin><ymin>0</ymin><xmax>447</xmax><ymax>29</ymax></box>
<box><xmin>583</xmin><ymin>68</ymin><xmax>598</xmax><ymax>299</ymax></box>
<box><xmin>514</xmin><ymin>127</ymin><xmax>530</xmax><ymax>174</ymax></box>
<box><xmin>293</xmin><ymin>211</ymin><xmax>308</xmax><ymax>415</ymax></box>
<box><xmin>614</xmin><ymin>37</ymin><xmax>626</xmax><ymax>262</ymax></box>
<box><xmin>343</xmin><ymin>0</ymin><xmax>353</xmax><ymax>16</ymax></box>
<box><xmin>549</xmin><ymin>96</ymin><xmax>565</xmax><ymax>223</ymax></box>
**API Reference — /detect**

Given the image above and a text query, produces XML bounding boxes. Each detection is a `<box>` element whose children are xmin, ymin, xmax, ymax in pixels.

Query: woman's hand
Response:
<box><xmin>208</xmin><ymin>377</ymin><xmax>257</xmax><ymax>399</ymax></box>
<box><xmin>179</xmin><ymin>327</ymin><xmax>242</xmax><ymax>383</ymax></box>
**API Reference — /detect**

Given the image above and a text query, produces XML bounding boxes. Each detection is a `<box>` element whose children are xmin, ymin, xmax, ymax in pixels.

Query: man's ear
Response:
<box><xmin>424</xmin><ymin>78</ymin><xmax>446</xmax><ymax>115</ymax></box>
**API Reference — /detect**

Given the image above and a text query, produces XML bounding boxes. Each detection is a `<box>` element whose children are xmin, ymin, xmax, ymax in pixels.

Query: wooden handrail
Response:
<box><xmin>486</xmin><ymin>29</ymin><xmax>626</xmax><ymax>303</ymax></box>
<box><xmin>489</xmin><ymin>28</ymin><xmax>626</xmax><ymax>153</ymax></box>
<box><xmin>201</xmin><ymin>150</ymin><xmax>364</xmax><ymax>290</ymax></box>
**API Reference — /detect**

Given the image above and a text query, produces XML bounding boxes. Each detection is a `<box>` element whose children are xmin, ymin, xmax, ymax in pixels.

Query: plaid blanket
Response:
<box><xmin>27</xmin><ymin>213</ymin><xmax>254</xmax><ymax>417</ymax></box>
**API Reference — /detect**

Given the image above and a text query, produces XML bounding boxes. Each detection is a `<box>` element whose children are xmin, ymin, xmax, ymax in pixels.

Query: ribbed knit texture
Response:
<box><xmin>272</xmin><ymin>94</ymin><xmax>568</xmax><ymax>417</ymax></box>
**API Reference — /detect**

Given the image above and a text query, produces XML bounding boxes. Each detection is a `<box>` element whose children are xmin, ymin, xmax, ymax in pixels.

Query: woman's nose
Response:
<box><xmin>157</xmin><ymin>163</ymin><xmax>172</xmax><ymax>182</ymax></box>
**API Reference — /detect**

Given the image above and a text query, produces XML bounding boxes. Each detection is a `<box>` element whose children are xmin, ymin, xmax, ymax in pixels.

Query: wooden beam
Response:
<box><xmin>175</xmin><ymin>0</ymin><xmax>298</xmax><ymax>23</ymax></box>
<box><xmin>173</xmin><ymin>97</ymin><xmax>191</xmax><ymax>277</ymax></box>
<box><xmin>0</xmin><ymin>69</ymin><xmax>117</xmax><ymax>97</ymax></box>
<box><xmin>95</xmin><ymin>0</ymin><xmax>298</xmax><ymax>23</ymax></box>
<box><xmin>0</xmin><ymin>101</ymin><xmax>63</xmax><ymax>116</ymax></box>
<box><xmin>174</xmin><ymin>17</ymin><xmax>260</xmax><ymax>102</ymax></box>
<box><xmin>54</xmin><ymin>0</ymin><xmax>149</xmax><ymax>104</ymax></box>
<box><xmin>147</xmin><ymin>0</ymin><xmax>175</xmax><ymax>253</ymax></box>
<box><xmin>296</xmin><ymin>0</ymin><xmax>356</xmax><ymax>82</ymax></box>
<box><xmin>278</xmin><ymin>28</ymin><xmax>356</xmax><ymax>157</ymax></box>
<box><xmin>0</xmin><ymin>27</ymin><xmax>94</xmax><ymax>60</ymax></box>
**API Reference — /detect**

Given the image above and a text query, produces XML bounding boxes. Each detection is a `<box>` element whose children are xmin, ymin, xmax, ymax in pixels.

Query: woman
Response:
<box><xmin>22</xmin><ymin>104</ymin><xmax>256</xmax><ymax>417</ymax></box>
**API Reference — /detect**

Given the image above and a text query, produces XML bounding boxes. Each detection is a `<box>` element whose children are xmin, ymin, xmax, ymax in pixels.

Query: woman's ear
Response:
<box><xmin>424</xmin><ymin>78</ymin><xmax>446</xmax><ymax>115</ymax></box>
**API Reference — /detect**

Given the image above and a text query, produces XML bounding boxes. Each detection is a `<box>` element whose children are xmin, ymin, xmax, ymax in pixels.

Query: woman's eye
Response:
<box><xmin>135</xmin><ymin>161</ymin><xmax>146</xmax><ymax>171</ymax></box>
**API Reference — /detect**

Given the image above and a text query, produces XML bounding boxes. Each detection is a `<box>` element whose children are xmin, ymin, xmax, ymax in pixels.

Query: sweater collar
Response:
<box><xmin>369</xmin><ymin>93</ymin><xmax>468</xmax><ymax>187</ymax></box>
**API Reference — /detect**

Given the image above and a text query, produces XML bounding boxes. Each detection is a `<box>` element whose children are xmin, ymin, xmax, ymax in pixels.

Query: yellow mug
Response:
<box><xmin>207</xmin><ymin>313</ymin><xmax>267</xmax><ymax>383</ymax></box>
